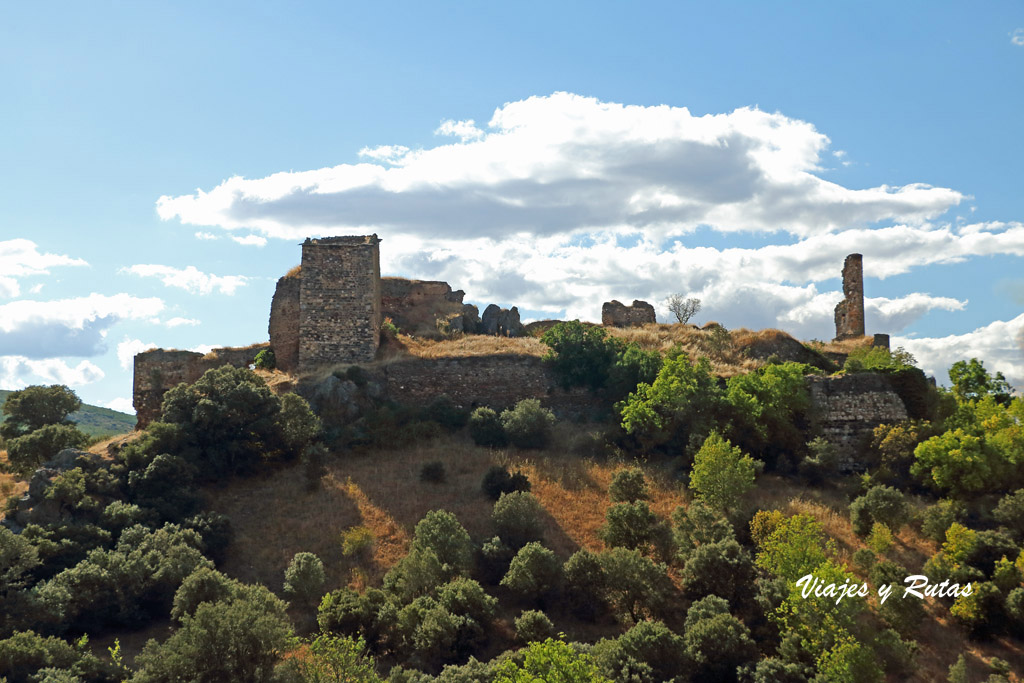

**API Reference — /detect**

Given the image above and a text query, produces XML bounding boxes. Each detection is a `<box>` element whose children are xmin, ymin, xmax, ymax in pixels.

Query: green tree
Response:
<box><xmin>492</xmin><ymin>637</ymin><xmax>611</xmax><ymax>683</ymax></box>
<box><xmin>274</xmin><ymin>633</ymin><xmax>383</xmax><ymax>683</ymax></box>
<box><xmin>849</xmin><ymin>485</ymin><xmax>907</xmax><ymax>536</ymax></box>
<box><xmin>912</xmin><ymin>428</ymin><xmax>1000</xmax><ymax>498</ymax></box>
<box><xmin>598</xmin><ymin>548</ymin><xmax>674</xmax><ymax>623</ymax></box>
<box><xmin>689</xmin><ymin>432</ymin><xmax>761</xmax><ymax>514</ymax></box>
<box><xmin>608</xmin><ymin>467</ymin><xmax>649</xmax><ymax>503</ymax></box>
<box><xmin>724</xmin><ymin>361</ymin><xmax>812</xmax><ymax>463</ymax></box>
<box><xmin>617</xmin><ymin>353</ymin><xmax>726</xmax><ymax>454</ymax></box>
<box><xmin>684</xmin><ymin>609</ymin><xmax>757</xmax><ymax>682</ymax></box>
<box><xmin>540</xmin><ymin>320</ymin><xmax>624</xmax><ymax>390</ymax></box>
<box><xmin>284</xmin><ymin>552</ymin><xmax>327</xmax><ymax>606</ymax></box>
<box><xmin>755</xmin><ymin>513</ymin><xmax>831</xmax><ymax>582</ymax></box>
<box><xmin>411</xmin><ymin>510</ymin><xmax>473</xmax><ymax>577</ymax></box>
<box><xmin>131</xmin><ymin>582</ymin><xmax>293</xmax><ymax>683</ymax></box>
<box><xmin>492</xmin><ymin>491</ymin><xmax>544</xmax><ymax>550</ymax></box>
<box><xmin>0</xmin><ymin>384</ymin><xmax>81</xmax><ymax>440</ymax></box>
<box><xmin>949</xmin><ymin>358</ymin><xmax>1013</xmax><ymax>405</ymax></box>
<box><xmin>500</xmin><ymin>543</ymin><xmax>561</xmax><ymax>602</ymax></box>
<box><xmin>515</xmin><ymin>610</ymin><xmax>555</xmax><ymax>643</ymax></box>
<box><xmin>599</xmin><ymin>501</ymin><xmax>660</xmax><ymax>552</ymax></box>
<box><xmin>681</xmin><ymin>538</ymin><xmax>755</xmax><ymax>604</ymax></box>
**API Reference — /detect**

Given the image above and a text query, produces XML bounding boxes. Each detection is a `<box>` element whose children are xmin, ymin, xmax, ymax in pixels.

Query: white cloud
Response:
<box><xmin>0</xmin><ymin>294</ymin><xmax>165</xmax><ymax>359</ymax></box>
<box><xmin>230</xmin><ymin>234</ymin><xmax>267</xmax><ymax>247</ymax></box>
<box><xmin>122</xmin><ymin>264</ymin><xmax>249</xmax><ymax>295</ymax></box>
<box><xmin>896</xmin><ymin>313</ymin><xmax>1024</xmax><ymax>390</ymax></box>
<box><xmin>189</xmin><ymin>344</ymin><xmax>216</xmax><ymax>355</ymax></box>
<box><xmin>117</xmin><ymin>337</ymin><xmax>158</xmax><ymax>370</ymax></box>
<box><xmin>435</xmin><ymin>118</ymin><xmax>484</xmax><ymax>141</ymax></box>
<box><xmin>195</xmin><ymin>231</ymin><xmax>220</xmax><ymax>240</ymax></box>
<box><xmin>157</xmin><ymin>93</ymin><xmax>963</xmax><ymax>241</ymax></box>
<box><xmin>0</xmin><ymin>356</ymin><xmax>104</xmax><ymax>389</ymax></box>
<box><xmin>164</xmin><ymin>317</ymin><xmax>199</xmax><ymax>328</ymax></box>
<box><xmin>0</xmin><ymin>239</ymin><xmax>88</xmax><ymax>298</ymax></box>
<box><xmin>105</xmin><ymin>397</ymin><xmax>136</xmax><ymax>414</ymax></box>
<box><xmin>1012</xmin><ymin>28</ymin><xmax>1024</xmax><ymax>46</ymax></box>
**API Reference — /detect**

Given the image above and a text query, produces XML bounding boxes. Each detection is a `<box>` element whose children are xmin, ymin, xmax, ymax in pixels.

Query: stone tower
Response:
<box><xmin>297</xmin><ymin>235</ymin><xmax>382</xmax><ymax>371</ymax></box>
<box><xmin>834</xmin><ymin>253</ymin><xmax>865</xmax><ymax>340</ymax></box>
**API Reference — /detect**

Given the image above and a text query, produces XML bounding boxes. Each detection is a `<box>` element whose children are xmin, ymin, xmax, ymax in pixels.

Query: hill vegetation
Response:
<box><xmin>0</xmin><ymin>323</ymin><xmax>1021</xmax><ymax>682</ymax></box>
<box><xmin>0</xmin><ymin>389</ymin><xmax>136</xmax><ymax>438</ymax></box>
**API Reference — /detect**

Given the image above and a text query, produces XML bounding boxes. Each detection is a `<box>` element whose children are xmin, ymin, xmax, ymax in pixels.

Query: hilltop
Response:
<box><xmin>0</xmin><ymin>389</ymin><xmax>136</xmax><ymax>438</ymax></box>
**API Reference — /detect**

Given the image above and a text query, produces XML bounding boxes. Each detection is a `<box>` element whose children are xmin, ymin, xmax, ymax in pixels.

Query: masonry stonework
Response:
<box><xmin>298</xmin><ymin>236</ymin><xmax>381</xmax><ymax>370</ymax></box>
<box><xmin>133</xmin><ymin>344</ymin><xmax>268</xmax><ymax>427</ymax></box>
<box><xmin>834</xmin><ymin>253</ymin><xmax>865</xmax><ymax>340</ymax></box>
<box><xmin>807</xmin><ymin>373</ymin><xmax>907</xmax><ymax>469</ymax></box>
<box><xmin>268</xmin><ymin>269</ymin><xmax>301</xmax><ymax>373</ymax></box>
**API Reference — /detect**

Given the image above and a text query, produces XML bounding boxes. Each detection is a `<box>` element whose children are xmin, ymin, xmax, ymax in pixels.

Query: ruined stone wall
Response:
<box><xmin>834</xmin><ymin>253</ymin><xmax>865</xmax><ymax>340</ymax></box>
<box><xmin>807</xmin><ymin>373</ymin><xmax>907</xmax><ymax>469</ymax></box>
<box><xmin>298</xmin><ymin>236</ymin><xmax>381</xmax><ymax>370</ymax></box>
<box><xmin>381</xmin><ymin>277</ymin><xmax>466</xmax><ymax>336</ymax></box>
<box><xmin>133</xmin><ymin>344</ymin><xmax>268</xmax><ymax>428</ymax></box>
<box><xmin>383</xmin><ymin>355</ymin><xmax>599</xmax><ymax>418</ymax></box>
<box><xmin>602</xmin><ymin>300</ymin><xmax>657</xmax><ymax>327</ymax></box>
<box><xmin>269</xmin><ymin>269</ymin><xmax>301</xmax><ymax>372</ymax></box>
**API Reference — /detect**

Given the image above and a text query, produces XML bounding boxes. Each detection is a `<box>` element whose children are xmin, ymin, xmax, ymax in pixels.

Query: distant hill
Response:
<box><xmin>0</xmin><ymin>390</ymin><xmax>136</xmax><ymax>439</ymax></box>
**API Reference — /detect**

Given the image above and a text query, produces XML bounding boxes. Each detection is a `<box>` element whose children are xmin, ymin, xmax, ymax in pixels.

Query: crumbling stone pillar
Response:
<box><xmin>834</xmin><ymin>254</ymin><xmax>865</xmax><ymax>340</ymax></box>
<box><xmin>269</xmin><ymin>269</ymin><xmax>301</xmax><ymax>372</ymax></box>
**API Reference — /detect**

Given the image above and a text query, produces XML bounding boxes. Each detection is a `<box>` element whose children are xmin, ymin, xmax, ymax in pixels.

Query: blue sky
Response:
<box><xmin>2</xmin><ymin>1</ymin><xmax>1023</xmax><ymax>412</ymax></box>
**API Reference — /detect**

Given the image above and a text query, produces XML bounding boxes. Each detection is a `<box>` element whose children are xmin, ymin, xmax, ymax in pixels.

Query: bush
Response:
<box><xmin>273</xmin><ymin>633</ymin><xmax>383</xmax><ymax>683</ymax></box>
<box><xmin>689</xmin><ymin>432</ymin><xmax>761</xmax><ymax>513</ymax></box>
<box><xmin>184</xmin><ymin>511</ymin><xmax>234</xmax><ymax>565</ymax></box>
<box><xmin>317</xmin><ymin>587</ymin><xmax>390</xmax><ymax>645</ymax></box>
<box><xmin>600</xmin><ymin>501</ymin><xmax>660</xmax><ymax>552</ymax></box>
<box><xmin>411</xmin><ymin>510</ymin><xmax>473</xmax><ymax>577</ymax></box>
<box><xmin>562</xmin><ymin>549</ymin><xmax>607</xmax><ymax>621</ymax></box>
<box><xmin>850</xmin><ymin>485</ymin><xmax>906</xmax><ymax>536</ymax></box>
<box><xmin>500</xmin><ymin>399</ymin><xmax>555</xmax><ymax>450</ymax></box>
<box><xmin>420</xmin><ymin>461</ymin><xmax>447</xmax><ymax>484</ymax></box>
<box><xmin>284</xmin><ymin>552</ymin><xmax>327</xmax><ymax>606</ymax></box>
<box><xmin>609</xmin><ymin>468</ymin><xmax>649</xmax><ymax>503</ymax></box>
<box><xmin>6</xmin><ymin>424</ymin><xmax>89</xmax><ymax>475</ymax></box>
<box><xmin>799</xmin><ymin>436</ymin><xmax>840</xmax><ymax>484</ymax></box>
<box><xmin>253</xmin><ymin>347</ymin><xmax>276</xmax><ymax>370</ymax></box>
<box><xmin>599</xmin><ymin>548</ymin><xmax>674</xmax><ymax>624</ymax></box>
<box><xmin>681</xmin><ymin>538</ymin><xmax>754</xmax><ymax>604</ymax></box>
<box><xmin>171</xmin><ymin>567</ymin><xmax>238</xmax><ymax>623</ymax></box>
<box><xmin>867</xmin><ymin>522</ymin><xmax>894</xmax><ymax>554</ymax></box>
<box><xmin>492</xmin><ymin>491</ymin><xmax>544</xmax><ymax>549</ymax></box>
<box><xmin>540</xmin><ymin>320</ymin><xmax>623</xmax><ymax>390</ymax></box>
<box><xmin>684</xmin><ymin>610</ymin><xmax>757</xmax><ymax>682</ymax></box>
<box><xmin>921</xmin><ymin>499</ymin><xmax>964</xmax><ymax>543</ymax></box>
<box><xmin>515</xmin><ymin>610</ymin><xmax>555</xmax><ymax>643</ymax></box>
<box><xmin>500</xmin><ymin>542</ymin><xmax>562</xmax><ymax>602</ymax></box>
<box><xmin>481</xmin><ymin>465</ymin><xmax>531</xmax><ymax>500</ymax></box>
<box><xmin>420</xmin><ymin>395</ymin><xmax>469</xmax><ymax>433</ymax></box>
<box><xmin>383</xmin><ymin>546</ymin><xmax>446</xmax><ymax>603</ymax></box>
<box><xmin>994</xmin><ymin>489</ymin><xmax>1024</xmax><ymax>539</ymax></box>
<box><xmin>468</xmin><ymin>407</ymin><xmax>507</xmax><ymax>448</ymax></box>
<box><xmin>132</xmin><ymin>583</ymin><xmax>292</xmax><ymax>682</ymax></box>
<box><xmin>0</xmin><ymin>631</ymin><xmax>117</xmax><ymax>682</ymax></box>
<box><xmin>615</xmin><ymin>620</ymin><xmax>691</xmax><ymax>683</ymax></box>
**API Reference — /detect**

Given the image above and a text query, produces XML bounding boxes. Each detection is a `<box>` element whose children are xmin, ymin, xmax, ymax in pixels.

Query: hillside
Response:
<box><xmin>0</xmin><ymin>389</ymin><xmax>136</xmax><ymax>438</ymax></box>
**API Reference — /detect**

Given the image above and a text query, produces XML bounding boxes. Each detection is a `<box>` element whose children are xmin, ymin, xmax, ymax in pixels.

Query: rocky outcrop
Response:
<box><xmin>268</xmin><ymin>268</ymin><xmax>301</xmax><ymax>372</ymax></box>
<box><xmin>381</xmin><ymin>277</ymin><xmax>468</xmax><ymax>337</ymax></box>
<box><xmin>2</xmin><ymin>449</ymin><xmax>105</xmax><ymax>532</ymax></box>
<box><xmin>481</xmin><ymin>305</ymin><xmax>524</xmax><ymax>337</ymax></box>
<box><xmin>602</xmin><ymin>300</ymin><xmax>656</xmax><ymax>327</ymax></box>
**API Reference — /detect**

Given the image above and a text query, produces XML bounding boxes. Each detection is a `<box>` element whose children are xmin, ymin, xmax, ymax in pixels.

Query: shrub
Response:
<box><xmin>468</xmin><ymin>407</ymin><xmax>507</xmax><ymax>448</ymax></box>
<box><xmin>681</xmin><ymin>538</ymin><xmax>754</xmax><ymax>603</ymax></box>
<box><xmin>615</xmin><ymin>619</ymin><xmax>691</xmax><ymax>683</ymax></box>
<box><xmin>133</xmin><ymin>583</ymin><xmax>292</xmax><ymax>682</ymax></box>
<box><xmin>540</xmin><ymin>320</ymin><xmax>624</xmax><ymax>390</ymax></box>
<box><xmin>850</xmin><ymin>485</ymin><xmax>906</xmax><ymax>536</ymax></box>
<box><xmin>383</xmin><ymin>547</ymin><xmax>446</xmax><ymax>602</ymax></box>
<box><xmin>171</xmin><ymin>567</ymin><xmax>238</xmax><ymax>623</ymax></box>
<box><xmin>6</xmin><ymin>424</ymin><xmax>89</xmax><ymax>475</ymax></box>
<box><xmin>437</xmin><ymin>577</ymin><xmax>497</xmax><ymax>628</ymax></box>
<box><xmin>684</xmin><ymin>610</ymin><xmax>757</xmax><ymax>682</ymax></box>
<box><xmin>481</xmin><ymin>465</ymin><xmax>531</xmax><ymax>500</ymax></box>
<box><xmin>411</xmin><ymin>510</ymin><xmax>473</xmax><ymax>577</ymax></box>
<box><xmin>994</xmin><ymin>489</ymin><xmax>1024</xmax><ymax>539</ymax></box>
<box><xmin>500</xmin><ymin>542</ymin><xmax>561</xmax><ymax>602</ymax></box>
<box><xmin>600</xmin><ymin>501</ymin><xmax>660</xmax><ymax>552</ymax></box>
<box><xmin>0</xmin><ymin>631</ymin><xmax>117</xmax><ymax>682</ymax></box>
<box><xmin>420</xmin><ymin>395</ymin><xmax>469</xmax><ymax>433</ymax></box>
<box><xmin>608</xmin><ymin>468</ymin><xmax>649</xmax><ymax>503</ymax></box>
<box><xmin>491</xmin><ymin>637</ymin><xmax>610</xmax><ymax>682</ymax></box>
<box><xmin>342</xmin><ymin>526</ymin><xmax>376</xmax><ymax>559</ymax></box>
<box><xmin>1006</xmin><ymin>587</ymin><xmax>1024</xmax><ymax>625</ymax></box>
<box><xmin>689</xmin><ymin>432</ymin><xmax>761</xmax><ymax>513</ymax></box>
<box><xmin>599</xmin><ymin>548</ymin><xmax>674</xmax><ymax>624</ymax></box>
<box><xmin>184</xmin><ymin>511</ymin><xmax>234</xmax><ymax>565</ymax></box>
<box><xmin>799</xmin><ymin>436</ymin><xmax>840</xmax><ymax>484</ymax></box>
<box><xmin>284</xmin><ymin>552</ymin><xmax>326</xmax><ymax>606</ymax></box>
<box><xmin>921</xmin><ymin>499</ymin><xmax>965</xmax><ymax>543</ymax></box>
<box><xmin>562</xmin><ymin>549</ymin><xmax>607</xmax><ymax>621</ymax></box>
<box><xmin>867</xmin><ymin>522</ymin><xmax>894</xmax><ymax>554</ymax></box>
<box><xmin>500</xmin><ymin>399</ymin><xmax>555</xmax><ymax>450</ymax></box>
<box><xmin>317</xmin><ymin>587</ymin><xmax>390</xmax><ymax>645</ymax></box>
<box><xmin>492</xmin><ymin>491</ymin><xmax>544</xmax><ymax>549</ymax></box>
<box><xmin>477</xmin><ymin>536</ymin><xmax>514</xmax><ymax>585</ymax></box>
<box><xmin>253</xmin><ymin>347</ymin><xmax>276</xmax><ymax>370</ymax></box>
<box><xmin>273</xmin><ymin>633</ymin><xmax>383</xmax><ymax>683</ymax></box>
<box><xmin>420</xmin><ymin>461</ymin><xmax>447</xmax><ymax>484</ymax></box>
<box><xmin>101</xmin><ymin>501</ymin><xmax>158</xmax><ymax>536</ymax></box>
<box><xmin>852</xmin><ymin>548</ymin><xmax>876</xmax><ymax>575</ymax></box>
<box><xmin>515</xmin><ymin>610</ymin><xmax>555</xmax><ymax>643</ymax></box>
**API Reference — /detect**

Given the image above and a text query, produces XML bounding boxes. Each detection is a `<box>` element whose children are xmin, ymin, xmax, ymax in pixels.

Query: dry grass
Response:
<box><xmin>811</xmin><ymin>335</ymin><xmax>874</xmax><ymax>356</ymax></box>
<box><xmin>606</xmin><ymin>323</ymin><xmax>763</xmax><ymax>377</ymax></box>
<box><xmin>0</xmin><ymin>450</ymin><xmax>28</xmax><ymax>519</ymax></box>
<box><xmin>385</xmin><ymin>333</ymin><xmax>548</xmax><ymax>360</ymax></box>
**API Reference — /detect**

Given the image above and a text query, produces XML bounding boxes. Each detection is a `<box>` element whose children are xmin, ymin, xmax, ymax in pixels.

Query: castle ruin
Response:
<box><xmin>833</xmin><ymin>253</ymin><xmax>865</xmax><ymax>340</ymax></box>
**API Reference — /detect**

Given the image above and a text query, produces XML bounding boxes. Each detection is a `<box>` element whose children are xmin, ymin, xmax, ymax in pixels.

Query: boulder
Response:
<box><xmin>481</xmin><ymin>305</ymin><xmax>524</xmax><ymax>337</ymax></box>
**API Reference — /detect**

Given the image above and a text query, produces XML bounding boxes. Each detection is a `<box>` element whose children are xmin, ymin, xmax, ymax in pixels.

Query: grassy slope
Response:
<box><xmin>0</xmin><ymin>389</ymin><xmax>136</xmax><ymax>438</ymax></box>
<box><xmin>198</xmin><ymin>430</ymin><xmax>1021</xmax><ymax>682</ymax></box>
